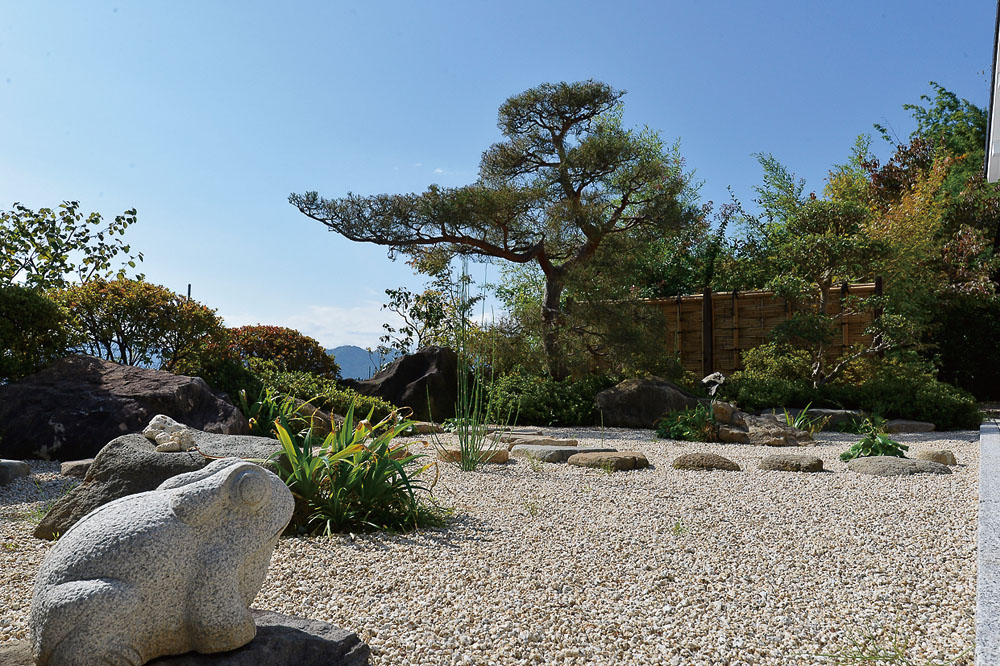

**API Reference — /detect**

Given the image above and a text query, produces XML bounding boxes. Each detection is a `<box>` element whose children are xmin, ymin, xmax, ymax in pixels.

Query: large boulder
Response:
<box><xmin>341</xmin><ymin>346</ymin><xmax>460</xmax><ymax>422</ymax></box>
<box><xmin>594</xmin><ymin>377</ymin><xmax>703</xmax><ymax>428</ymax></box>
<box><xmin>34</xmin><ymin>430</ymin><xmax>283</xmax><ymax>540</ymax></box>
<box><xmin>0</xmin><ymin>355</ymin><xmax>249</xmax><ymax>461</ymax></box>
<box><xmin>711</xmin><ymin>402</ymin><xmax>813</xmax><ymax>446</ymax></box>
<box><xmin>30</xmin><ymin>459</ymin><xmax>294</xmax><ymax>666</ymax></box>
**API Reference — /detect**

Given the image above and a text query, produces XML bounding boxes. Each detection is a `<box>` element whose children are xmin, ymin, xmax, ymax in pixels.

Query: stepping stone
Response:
<box><xmin>61</xmin><ymin>459</ymin><xmax>95</xmax><ymax>479</ymax></box>
<box><xmin>759</xmin><ymin>454</ymin><xmax>824</xmax><ymax>473</ymax></box>
<box><xmin>885</xmin><ymin>419</ymin><xmax>935</xmax><ymax>433</ymax></box>
<box><xmin>913</xmin><ymin>449</ymin><xmax>957</xmax><ymax>466</ymax></box>
<box><xmin>566</xmin><ymin>451</ymin><xmax>648</xmax><ymax>471</ymax></box>
<box><xmin>436</xmin><ymin>446</ymin><xmax>509</xmax><ymax>463</ymax></box>
<box><xmin>0</xmin><ymin>460</ymin><xmax>30</xmax><ymax>486</ymax></box>
<box><xmin>501</xmin><ymin>436</ymin><xmax>578</xmax><ymax>449</ymax></box>
<box><xmin>409</xmin><ymin>421</ymin><xmax>444</xmax><ymax>435</ymax></box>
<box><xmin>510</xmin><ymin>445</ymin><xmax>614</xmax><ymax>463</ymax></box>
<box><xmin>846</xmin><ymin>456</ymin><xmax>951</xmax><ymax>476</ymax></box>
<box><xmin>672</xmin><ymin>453</ymin><xmax>740</xmax><ymax>472</ymax></box>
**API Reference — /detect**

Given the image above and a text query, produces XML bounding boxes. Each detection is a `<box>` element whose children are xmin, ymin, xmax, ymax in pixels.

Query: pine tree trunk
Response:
<box><xmin>541</xmin><ymin>277</ymin><xmax>567</xmax><ymax>380</ymax></box>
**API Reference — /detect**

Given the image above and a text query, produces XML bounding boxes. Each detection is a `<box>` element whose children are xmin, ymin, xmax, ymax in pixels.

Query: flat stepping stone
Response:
<box><xmin>913</xmin><ymin>449</ymin><xmax>957</xmax><ymax>466</ymax></box>
<box><xmin>566</xmin><ymin>451</ymin><xmax>648</xmax><ymax>471</ymax></box>
<box><xmin>409</xmin><ymin>421</ymin><xmax>444</xmax><ymax>435</ymax></box>
<box><xmin>759</xmin><ymin>454</ymin><xmax>824</xmax><ymax>473</ymax></box>
<box><xmin>436</xmin><ymin>446</ymin><xmax>509</xmax><ymax>464</ymax></box>
<box><xmin>847</xmin><ymin>455</ymin><xmax>951</xmax><ymax>476</ymax></box>
<box><xmin>510</xmin><ymin>445</ymin><xmax>615</xmax><ymax>463</ymax></box>
<box><xmin>500</xmin><ymin>436</ymin><xmax>578</xmax><ymax>448</ymax></box>
<box><xmin>0</xmin><ymin>460</ymin><xmax>30</xmax><ymax>485</ymax></box>
<box><xmin>885</xmin><ymin>419</ymin><xmax>935</xmax><ymax>433</ymax></box>
<box><xmin>61</xmin><ymin>459</ymin><xmax>95</xmax><ymax>479</ymax></box>
<box><xmin>672</xmin><ymin>453</ymin><xmax>740</xmax><ymax>471</ymax></box>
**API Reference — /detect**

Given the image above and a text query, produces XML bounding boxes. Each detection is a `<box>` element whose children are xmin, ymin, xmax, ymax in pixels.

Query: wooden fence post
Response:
<box><xmin>702</xmin><ymin>287</ymin><xmax>713</xmax><ymax>377</ymax></box>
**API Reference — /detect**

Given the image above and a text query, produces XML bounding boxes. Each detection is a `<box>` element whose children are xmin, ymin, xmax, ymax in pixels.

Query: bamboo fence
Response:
<box><xmin>645</xmin><ymin>279</ymin><xmax>882</xmax><ymax>377</ymax></box>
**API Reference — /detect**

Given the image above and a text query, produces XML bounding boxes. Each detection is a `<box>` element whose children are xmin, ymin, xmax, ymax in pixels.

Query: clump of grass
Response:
<box><xmin>655</xmin><ymin>404</ymin><xmax>716</xmax><ymax>442</ymax></box>
<box><xmin>271</xmin><ymin>402</ymin><xmax>447</xmax><ymax>535</ymax></box>
<box><xmin>814</xmin><ymin>625</ymin><xmax>970</xmax><ymax>665</ymax></box>
<box><xmin>782</xmin><ymin>401</ymin><xmax>830</xmax><ymax>434</ymax></box>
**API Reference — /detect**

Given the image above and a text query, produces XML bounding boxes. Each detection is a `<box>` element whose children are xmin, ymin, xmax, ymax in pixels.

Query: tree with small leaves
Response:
<box><xmin>291</xmin><ymin>80</ymin><xmax>700</xmax><ymax>378</ymax></box>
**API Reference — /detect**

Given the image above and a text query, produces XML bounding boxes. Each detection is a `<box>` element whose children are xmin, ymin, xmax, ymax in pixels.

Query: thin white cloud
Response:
<box><xmin>433</xmin><ymin>168</ymin><xmax>445</xmax><ymax>174</ymax></box>
<box><xmin>413</xmin><ymin>162</ymin><xmax>423</xmax><ymax>167</ymax></box>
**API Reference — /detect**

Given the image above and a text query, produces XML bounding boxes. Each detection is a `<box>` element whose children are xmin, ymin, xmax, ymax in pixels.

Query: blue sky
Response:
<box><xmin>1</xmin><ymin>1</ymin><xmax>994</xmax><ymax>348</ymax></box>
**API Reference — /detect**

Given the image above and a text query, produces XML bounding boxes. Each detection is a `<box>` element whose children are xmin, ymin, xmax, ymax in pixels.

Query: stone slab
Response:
<box><xmin>914</xmin><ymin>449</ymin><xmax>957</xmax><ymax>466</ymax></box>
<box><xmin>436</xmin><ymin>446</ymin><xmax>509</xmax><ymax>463</ymax></box>
<box><xmin>0</xmin><ymin>459</ymin><xmax>30</xmax><ymax>485</ymax></box>
<box><xmin>566</xmin><ymin>451</ymin><xmax>649</xmax><ymax>471</ymax></box>
<box><xmin>759</xmin><ymin>454</ymin><xmax>824</xmax><ymax>473</ymax></box>
<box><xmin>510</xmin><ymin>445</ymin><xmax>616</xmax><ymax>464</ymax></box>
<box><xmin>846</xmin><ymin>456</ymin><xmax>951</xmax><ymax>476</ymax></box>
<box><xmin>978</xmin><ymin>422</ymin><xmax>1000</xmax><ymax>665</ymax></box>
<box><xmin>60</xmin><ymin>458</ymin><xmax>95</xmax><ymax>478</ymax></box>
<box><xmin>671</xmin><ymin>453</ymin><xmax>740</xmax><ymax>472</ymax></box>
<box><xmin>885</xmin><ymin>419</ymin><xmax>936</xmax><ymax>433</ymax></box>
<box><xmin>500</xmin><ymin>436</ymin><xmax>578</xmax><ymax>449</ymax></box>
<box><xmin>0</xmin><ymin>610</ymin><xmax>369</xmax><ymax>666</ymax></box>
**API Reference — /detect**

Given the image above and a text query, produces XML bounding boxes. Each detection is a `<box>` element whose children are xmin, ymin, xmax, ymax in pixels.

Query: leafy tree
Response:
<box><xmin>0</xmin><ymin>201</ymin><xmax>142</xmax><ymax>290</ymax></box>
<box><xmin>0</xmin><ymin>285</ymin><xmax>75</xmax><ymax>383</ymax></box>
<box><xmin>54</xmin><ymin>277</ymin><xmax>225</xmax><ymax>371</ymax></box>
<box><xmin>226</xmin><ymin>325</ymin><xmax>340</xmax><ymax>379</ymax></box>
<box><xmin>291</xmin><ymin>80</ymin><xmax>699</xmax><ymax>378</ymax></box>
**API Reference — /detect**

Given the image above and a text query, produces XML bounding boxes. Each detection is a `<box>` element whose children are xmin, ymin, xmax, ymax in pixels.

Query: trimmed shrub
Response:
<box><xmin>0</xmin><ymin>284</ymin><xmax>73</xmax><ymax>383</ymax></box>
<box><xmin>227</xmin><ymin>325</ymin><xmax>339</xmax><ymax>379</ymax></box>
<box><xmin>249</xmin><ymin>359</ymin><xmax>397</xmax><ymax>422</ymax></box>
<box><xmin>488</xmin><ymin>371</ymin><xmax>618</xmax><ymax>426</ymax></box>
<box><xmin>54</xmin><ymin>277</ymin><xmax>226</xmax><ymax>371</ymax></box>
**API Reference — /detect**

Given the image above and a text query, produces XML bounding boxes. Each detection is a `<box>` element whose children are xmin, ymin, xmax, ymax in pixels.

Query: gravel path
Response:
<box><xmin>1</xmin><ymin>429</ymin><xmax>979</xmax><ymax>665</ymax></box>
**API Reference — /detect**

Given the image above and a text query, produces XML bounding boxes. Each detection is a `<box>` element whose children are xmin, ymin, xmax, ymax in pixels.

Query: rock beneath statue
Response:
<box><xmin>34</xmin><ymin>426</ymin><xmax>283</xmax><ymax>541</ymax></box>
<box><xmin>340</xmin><ymin>346</ymin><xmax>460</xmax><ymax>422</ymax></box>
<box><xmin>594</xmin><ymin>377</ymin><xmax>704</xmax><ymax>428</ymax></box>
<box><xmin>0</xmin><ymin>355</ymin><xmax>249</xmax><ymax>461</ymax></box>
<box><xmin>30</xmin><ymin>458</ymin><xmax>294</xmax><ymax>666</ymax></box>
<box><xmin>3</xmin><ymin>611</ymin><xmax>369</xmax><ymax>666</ymax></box>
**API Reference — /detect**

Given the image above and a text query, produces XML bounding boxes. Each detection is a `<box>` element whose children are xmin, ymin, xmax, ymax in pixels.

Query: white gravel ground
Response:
<box><xmin>0</xmin><ymin>428</ymin><xmax>979</xmax><ymax>665</ymax></box>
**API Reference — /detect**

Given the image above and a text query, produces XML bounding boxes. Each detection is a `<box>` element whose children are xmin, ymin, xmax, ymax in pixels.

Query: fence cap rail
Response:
<box><xmin>642</xmin><ymin>282</ymin><xmax>879</xmax><ymax>306</ymax></box>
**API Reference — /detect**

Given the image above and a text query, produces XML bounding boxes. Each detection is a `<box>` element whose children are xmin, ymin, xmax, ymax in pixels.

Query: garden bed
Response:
<box><xmin>0</xmin><ymin>428</ymin><xmax>978</xmax><ymax>665</ymax></box>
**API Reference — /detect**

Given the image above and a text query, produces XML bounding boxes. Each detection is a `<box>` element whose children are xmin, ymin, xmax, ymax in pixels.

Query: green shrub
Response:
<box><xmin>0</xmin><ymin>284</ymin><xmax>73</xmax><ymax>383</ymax></box>
<box><xmin>54</xmin><ymin>277</ymin><xmax>226</xmax><ymax>371</ymax></box>
<box><xmin>227</xmin><ymin>324</ymin><xmax>339</xmax><ymax>379</ymax></box>
<box><xmin>272</xmin><ymin>404</ymin><xmax>445</xmax><ymax>534</ymax></box>
<box><xmin>488</xmin><ymin>371</ymin><xmax>617</xmax><ymax>426</ymax></box>
<box><xmin>654</xmin><ymin>404</ymin><xmax>716</xmax><ymax>441</ymax></box>
<box><xmin>249</xmin><ymin>359</ymin><xmax>397</xmax><ymax>422</ymax></box>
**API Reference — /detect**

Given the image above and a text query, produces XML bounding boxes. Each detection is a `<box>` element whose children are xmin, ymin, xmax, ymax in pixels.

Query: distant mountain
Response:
<box><xmin>328</xmin><ymin>345</ymin><xmax>400</xmax><ymax>380</ymax></box>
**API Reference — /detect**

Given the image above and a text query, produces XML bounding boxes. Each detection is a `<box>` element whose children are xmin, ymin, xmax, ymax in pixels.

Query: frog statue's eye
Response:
<box><xmin>232</xmin><ymin>468</ymin><xmax>269</xmax><ymax>509</ymax></box>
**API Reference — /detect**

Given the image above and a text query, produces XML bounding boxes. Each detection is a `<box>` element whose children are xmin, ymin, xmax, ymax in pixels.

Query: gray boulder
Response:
<box><xmin>510</xmin><ymin>445</ymin><xmax>614</xmax><ymax>463</ymax></box>
<box><xmin>594</xmin><ymin>377</ymin><xmax>703</xmax><ymax>428</ymax></box>
<box><xmin>846</xmin><ymin>456</ymin><xmax>952</xmax><ymax>476</ymax></box>
<box><xmin>885</xmin><ymin>419</ymin><xmax>936</xmax><ymax>434</ymax></box>
<box><xmin>60</xmin><ymin>459</ymin><xmax>94</xmax><ymax>479</ymax></box>
<box><xmin>759</xmin><ymin>454</ymin><xmax>824</xmax><ymax>473</ymax></box>
<box><xmin>2</xmin><ymin>611</ymin><xmax>369</xmax><ymax>666</ymax></box>
<box><xmin>30</xmin><ymin>459</ymin><xmax>294</xmax><ymax>666</ymax></box>
<box><xmin>341</xmin><ymin>346</ymin><xmax>458</xmax><ymax>422</ymax></box>
<box><xmin>0</xmin><ymin>355</ymin><xmax>249</xmax><ymax>461</ymax></box>
<box><xmin>760</xmin><ymin>407</ymin><xmax>865</xmax><ymax>431</ymax></box>
<box><xmin>34</xmin><ymin>431</ymin><xmax>282</xmax><ymax>540</ymax></box>
<box><xmin>0</xmin><ymin>459</ymin><xmax>30</xmax><ymax>485</ymax></box>
<box><xmin>672</xmin><ymin>453</ymin><xmax>740</xmax><ymax>471</ymax></box>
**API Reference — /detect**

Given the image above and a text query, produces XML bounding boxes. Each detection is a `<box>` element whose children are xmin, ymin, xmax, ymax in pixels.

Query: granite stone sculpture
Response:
<box><xmin>30</xmin><ymin>458</ymin><xmax>294</xmax><ymax>666</ymax></box>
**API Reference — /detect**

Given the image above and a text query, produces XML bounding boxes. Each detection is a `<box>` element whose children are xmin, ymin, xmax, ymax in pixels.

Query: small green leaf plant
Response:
<box><xmin>270</xmin><ymin>402</ymin><xmax>445</xmax><ymax>535</ymax></box>
<box><xmin>782</xmin><ymin>401</ymin><xmax>830</xmax><ymax>434</ymax></box>
<box><xmin>654</xmin><ymin>403</ymin><xmax>716</xmax><ymax>442</ymax></box>
<box><xmin>839</xmin><ymin>416</ymin><xmax>908</xmax><ymax>462</ymax></box>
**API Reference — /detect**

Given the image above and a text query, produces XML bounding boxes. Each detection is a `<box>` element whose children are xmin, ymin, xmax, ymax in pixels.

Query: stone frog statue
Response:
<box><xmin>30</xmin><ymin>458</ymin><xmax>294</xmax><ymax>666</ymax></box>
